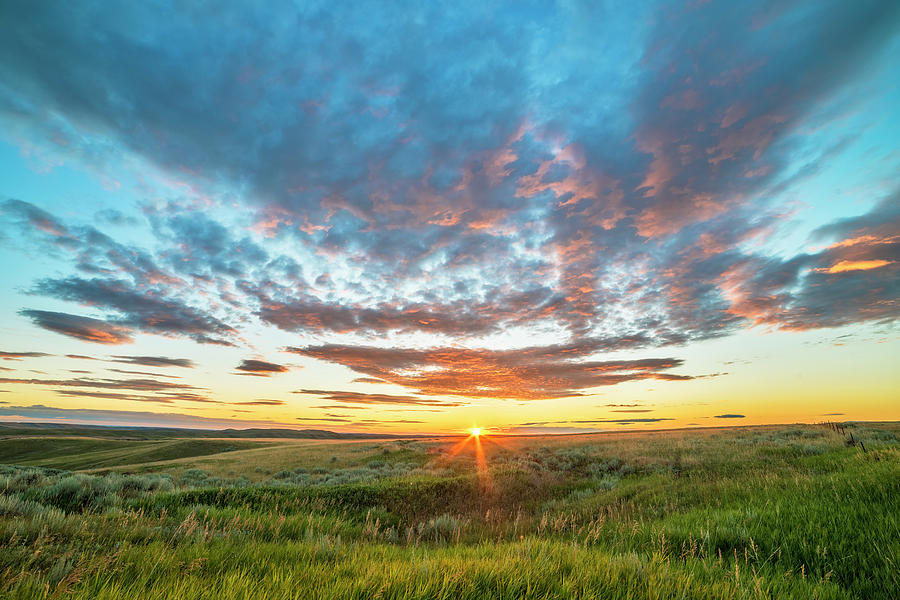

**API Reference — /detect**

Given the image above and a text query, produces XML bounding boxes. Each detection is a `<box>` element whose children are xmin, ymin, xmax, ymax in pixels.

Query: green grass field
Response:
<box><xmin>1</xmin><ymin>422</ymin><xmax>897</xmax><ymax>599</ymax></box>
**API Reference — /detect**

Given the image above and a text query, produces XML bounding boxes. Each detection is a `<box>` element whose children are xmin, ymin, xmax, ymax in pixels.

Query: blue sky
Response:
<box><xmin>1</xmin><ymin>1</ymin><xmax>898</xmax><ymax>433</ymax></box>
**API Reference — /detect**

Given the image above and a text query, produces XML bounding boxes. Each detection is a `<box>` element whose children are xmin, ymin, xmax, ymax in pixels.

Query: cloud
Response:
<box><xmin>0</xmin><ymin>198</ymin><xmax>70</xmax><ymax>238</ymax></box>
<box><xmin>628</xmin><ymin>2</ymin><xmax>900</xmax><ymax>237</ymax></box>
<box><xmin>251</xmin><ymin>288</ymin><xmax>578</xmax><ymax>339</ymax></box>
<box><xmin>520</xmin><ymin>418</ymin><xmax>674</xmax><ymax>425</ymax></box>
<box><xmin>111</xmin><ymin>355</ymin><xmax>195</xmax><ymax>368</ymax></box>
<box><xmin>288</xmin><ymin>341</ymin><xmax>692</xmax><ymax>400</ymax></box>
<box><xmin>0</xmin><ymin>404</ymin><xmax>293</xmax><ymax>429</ymax></box>
<box><xmin>257</xmin><ymin>297</ymin><xmax>499</xmax><ymax>337</ymax></box>
<box><xmin>720</xmin><ymin>196</ymin><xmax>900</xmax><ymax>331</ymax></box>
<box><xmin>0</xmin><ymin>375</ymin><xmax>199</xmax><ymax>393</ymax></box>
<box><xmin>233</xmin><ymin>399</ymin><xmax>285</xmax><ymax>406</ymax></box>
<box><xmin>20</xmin><ymin>310</ymin><xmax>135</xmax><ymax>344</ymax></box>
<box><xmin>815</xmin><ymin>260</ymin><xmax>894</xmax><ymax>274</ymax></box>
<box><xmin>294</xmin><ymin>389</ymin><xmax>465</xmax><ymax>407</ymax></box>
<box><xmin>358</xmin><ymin>419</ymin><xmax>425</xmax><ymax>424</ymax></box>
<box><xmin>713</xmin><ymin>414</ymin><xmax>746</xmax><ymax>419</ymax></box>
<box><xmin>94</xmin><ymin>208</ymin><xmax>138</xmax><ymax>227</ymax></box>
<box><xmin>0</xmin><ymin>374</ymin><xmax>213</xmax><ymax>405</ymax></box>
<box><xmin>0</xmin><ymin>1</ymin><xmax>897</xmax><ymax>413</ymax></box>
<box><xmin>234</xmin><ymin>359</ymin><xmax>289</xmax><ymax>375</ymax></box>
<box><xmin>499</xmin><ymin>426</ymin><xmax>615</xmax><ymax>435</ymax></box>
<box><xmin>107</xmin><ymin>368</ymin><xmax>180</xmax><ymax>379</ymax></box>
<box><xmin>52</xmin><ymin>390</ymin><xmax>179</xmax><ymax>404</ymax></box>
<box><xmin>0</xmin><ymin>351</ymin><xmax>51</xmax><ymax>360</ymax></box>
<box><xmin>30</xmin><ymin>277</ymin><xmax>236</xmax><ymax>346</ymax></box>
<box><xmin>3</xmin><ymin>199</ymin><xmax>239</xmax><ymax>346</ymax></box>
<box><xmin>350</xmin><ymin>419</ymin><xmax>426</xmax><ymax>427</ymax></box>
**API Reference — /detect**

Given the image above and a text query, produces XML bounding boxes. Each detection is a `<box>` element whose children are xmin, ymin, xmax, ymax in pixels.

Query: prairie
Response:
<box><xmin>0</xmin><ymin>422</ymin><xmax>897</xmax><ymax>599</ymax></box>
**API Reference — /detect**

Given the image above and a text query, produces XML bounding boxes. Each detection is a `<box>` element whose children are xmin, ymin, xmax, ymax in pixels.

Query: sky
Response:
<box><xmin>0</xmin><ymin>1</ymin><xmax>898</xmax><ymax>435</ymax></box>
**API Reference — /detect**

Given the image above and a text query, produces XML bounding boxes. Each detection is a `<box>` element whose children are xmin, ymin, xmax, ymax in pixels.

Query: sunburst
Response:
<box><xmin>439</xmin><ymin>427</ymin><xmax>498</xmax><ymax>490</ymax></box>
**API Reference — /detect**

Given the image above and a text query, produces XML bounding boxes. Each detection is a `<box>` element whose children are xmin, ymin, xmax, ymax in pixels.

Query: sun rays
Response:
<box><xmin>440</xmin><ymin>427</ymin><xmax>503</xmax><ymax>491</ymax></box>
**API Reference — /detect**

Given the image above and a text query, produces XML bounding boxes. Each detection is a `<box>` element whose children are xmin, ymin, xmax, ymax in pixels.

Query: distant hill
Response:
<box><xmin>0</xmin><ymin>422</ymin><xmax>423</xmax><ymax>440</ymax></box>
<box><xmin>216</xmin><ymin>427</ymin><xmax>423</xmax><ymax>440</ymax></box>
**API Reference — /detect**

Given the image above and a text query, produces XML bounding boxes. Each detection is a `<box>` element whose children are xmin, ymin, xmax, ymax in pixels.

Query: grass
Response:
<box><xmin>0</xmin><ymin>421</ymin><xmax>897</xmax><ymax>599</ymax></box>
<box><xmin>0</xmin><ymin>438</ymin><xmax>272</xmax><ymax>471</ymax></box>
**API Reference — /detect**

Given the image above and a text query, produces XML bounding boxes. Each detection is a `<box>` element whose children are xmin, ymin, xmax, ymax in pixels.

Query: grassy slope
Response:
<box><xmin>0</xmin><ymin>422</ymin><xmax>897</xmax><ymax>599</ymax></box>
<box><xmin>0</xmin><ymin>436</ymin><xmax>433</xmax><ymax>480</ymax></box>
<box><xmin>0</xmin><ymin>423</ymin><xmax>417</xmax><ymax>440</ymax></box>
<box><xmin>0</xmin><ymin>437</ymin><xmax>272</xmax><ymax>471</ymax></box>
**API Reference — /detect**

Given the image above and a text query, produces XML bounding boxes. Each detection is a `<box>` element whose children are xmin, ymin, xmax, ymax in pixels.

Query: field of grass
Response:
<box><xmin>1</xmin><ymin>422</ymin><xmax>897</xmax><ymax>599</ymax></box>
<box><xmin>0</xmin><ymin>438</ymin><xmax>275</xmax><ymax>471</ymax></box>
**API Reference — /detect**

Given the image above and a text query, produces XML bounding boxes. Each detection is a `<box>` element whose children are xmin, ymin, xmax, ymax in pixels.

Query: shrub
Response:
<box><xmin>415</xmin><ymin>513</ymin><xmax>468</xmax><ymax>543</ymax></box>
<box><xmin>29</xmin><ymin>474</ymin><xmax>116</xmax><ymax>513</ymax></box>
<box><xmin>0</xmin><ymin>494</ymin><xmax>46</xmax><ymax>517</ymax></box>
<box><xmin>594</xmin><ymin>475</ymin><xmax>620</xmax><ymax>491</ymax></box>
<box><xmin>588</xmin><ymin>458</ymin><xmax>632</xmax><ymax>476</ymax></box>
<box><xmin>791</xmin><ymin>443</ymin><xmax>826</xmax><ymax>456</ymax></box>
<box><xmin>179</xmin><ymin>469</ymin><xmax>211</xmax><ymax>485</ymax></box>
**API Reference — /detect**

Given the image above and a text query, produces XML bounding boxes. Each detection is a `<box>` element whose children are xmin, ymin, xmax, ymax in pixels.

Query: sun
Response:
<box><xmin>469</xmin><ymin>427</ymin><xmax>482</xmax><ymax>436</ymax></box>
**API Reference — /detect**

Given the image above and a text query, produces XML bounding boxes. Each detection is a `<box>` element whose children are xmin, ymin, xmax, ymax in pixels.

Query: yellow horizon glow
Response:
<box><xmin>1</xmin><ymin>324</ymin><xmax>897</xmax><ymax>434</ymax></box>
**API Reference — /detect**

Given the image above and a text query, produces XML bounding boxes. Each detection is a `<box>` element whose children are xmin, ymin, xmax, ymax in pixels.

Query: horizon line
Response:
<box><xmin>1</xmin><ymin>418</ymin><xmax>891</xmax><ymax>438</ymax></box>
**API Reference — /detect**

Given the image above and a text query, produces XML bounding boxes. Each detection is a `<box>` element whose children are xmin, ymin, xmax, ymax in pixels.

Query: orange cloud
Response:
<box><xmin>288</xmin><ymin>342</ymin><xmax>692</xmax><ymax>400</ymax></box>
<box><xmin>20</xmin><ymin>310</ymin><xmax>134</xmax><ymax>345</ymax></box>
<box><xmin>815</xmin><ymin>260</ymin><xmax>894</xmax><ymax>274</ymax></box>
<box><xmin>826</xmin><ymin>234</ymin><xmax>896</xmax><ymax>250</ymax></box>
